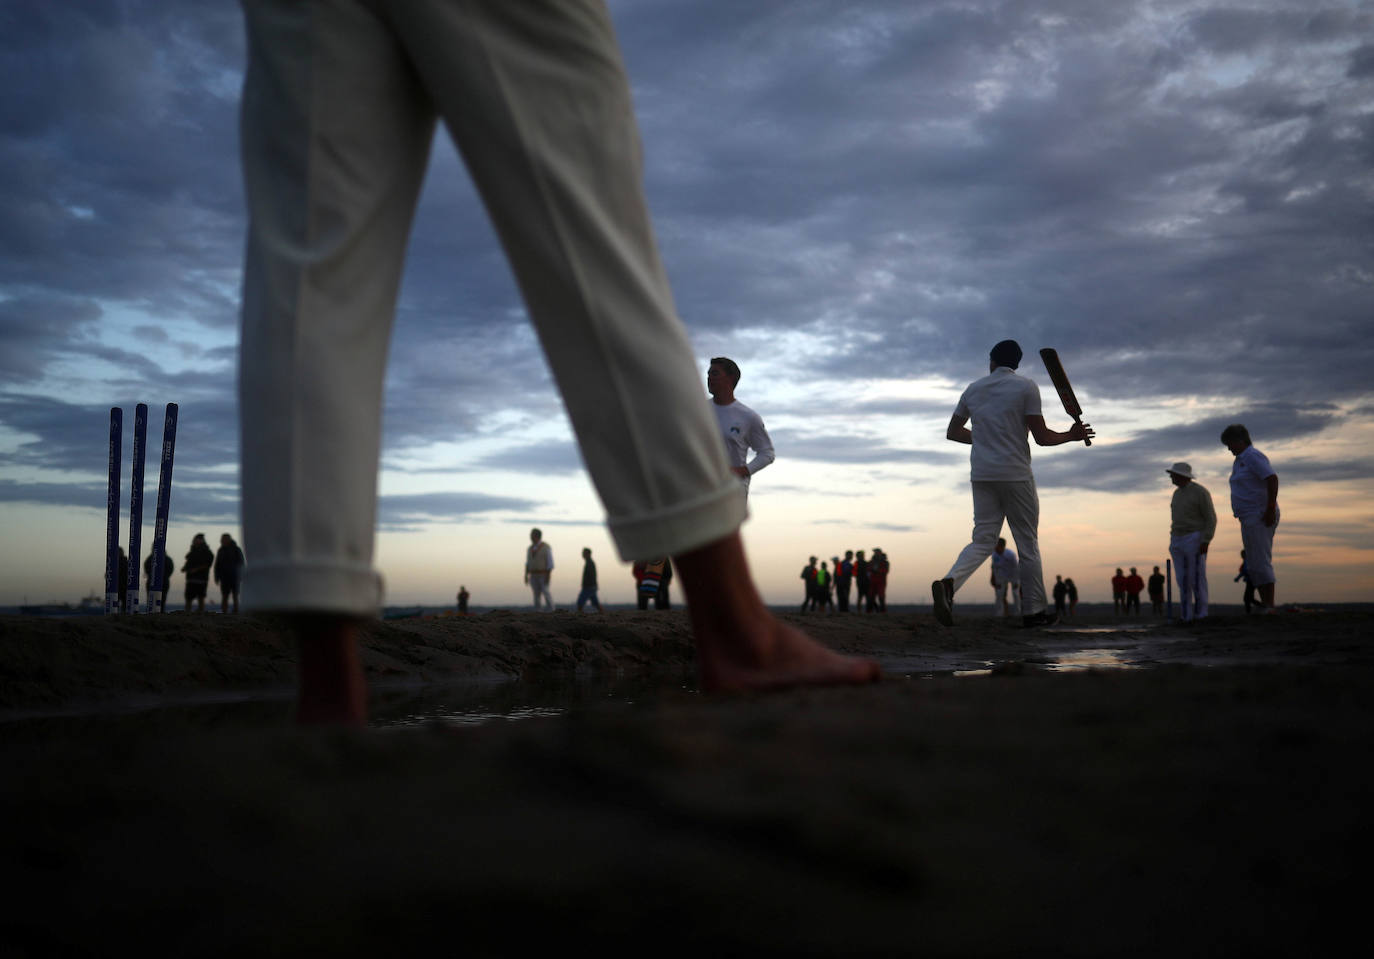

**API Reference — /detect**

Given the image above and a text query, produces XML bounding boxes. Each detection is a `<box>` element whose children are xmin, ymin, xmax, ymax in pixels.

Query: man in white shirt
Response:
<box><xmin>524</xmin><ymin>528</ymin><xmax>554</xmax><ymax>611</ymax></box>
<box><xmin>1221</xmin><ymin>423</ymin><xmax>1280</xmax><ymax>610</ymax></box>
<box><xmin>706</xmin><ymin>357</ymin><xmax>775</xmax><ymax>497</ymax></box>
<box><xmin>1166</xmin><ymin>462</ymin><xmax>1217</xmax><ymax>622</ymax></box>
<box><xmin>932</xmin><ymin>340</ymin><xmax>1094</xmax><ymax>628</ymax></box>
<box><xmin>990</xmin><ymin>538</ymin><xmax>1019</xmax><ymax>617</ymax></box>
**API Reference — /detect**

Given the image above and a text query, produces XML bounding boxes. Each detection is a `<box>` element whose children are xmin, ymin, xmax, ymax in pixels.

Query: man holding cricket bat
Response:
<box><xmin>931</xmin><ymin>340</ymin><xmax>1093</xmax><ymax>628</ymax></box>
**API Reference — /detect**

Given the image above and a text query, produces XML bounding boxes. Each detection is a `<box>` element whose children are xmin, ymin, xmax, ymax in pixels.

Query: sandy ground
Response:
<box><xmin>2</xmin><ymin>607</ymin><xmax>1371</xmax><ymax>956</ymax></box>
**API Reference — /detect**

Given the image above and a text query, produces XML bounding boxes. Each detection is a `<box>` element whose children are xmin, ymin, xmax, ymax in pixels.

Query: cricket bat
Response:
<box><xmin>1039</xmin><ymin>348</ymin><xmax>1092</xmax><ymax>447</ymax></box>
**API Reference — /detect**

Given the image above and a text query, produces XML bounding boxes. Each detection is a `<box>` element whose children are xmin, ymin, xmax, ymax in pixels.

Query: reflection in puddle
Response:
<box><xmin>1044</xmin><ymin>648</ymin><xmax>1139</xmax><ymax>671</ymax></box>
<box><xmin>377</xmin><ymin>705</ymin><xmax>567</xmax><ymax>729</ymax></box>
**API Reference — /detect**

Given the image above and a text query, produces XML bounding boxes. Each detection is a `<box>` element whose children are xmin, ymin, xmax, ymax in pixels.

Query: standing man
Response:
<box><xmin>1166</xmin><ymin>462</ymin><xmax>1217</xmax><ymax>622</ymax></box>
<box><xmin>576</xmin><ymin>548</ymin><xmax>603</xmax><ymax>613</ymax></box>
<box><xmin>834</xmin><ymin>551</ymin><xmax>854</xmax><ymax>612</ymax></box>
<box><xmin>214</xmin><ymin>533</ymin><xmax>247</xmax><ymax>614</ymax></box>
<box><xmin>854</xmin><ymin>550</ymin><xmax>870</xmax><ymax>613</ymax></box>
<box><xmin>237</xmin><ymin>0</ymin><xmax>879</xmax><ymax>724</ymax></box>
<box><xmin>800</xmin><ymin>556</ymin><xmax>818</xmax><ymax>613</ymax></box>
<box><xmin>182</xmin><ymin>534</ymin><xmax>213</xmax><ymax>613</ymax></box>
<box><xmin>1147</xmin><ymin>565</ymin><xmax>1166</xmax><ymax>616</ymax></box>
<box><xmin>990</xmin><ymin>538</ymin><xmax>1019</xmax><ymax>617</ymax></box>
<box><xmin>931</xmin><ymin>340</ymin><xmax>1093</xmax><ymax>628</ymax></box>
<box><xmin>706</xmin><ymin>357</ymin><xmax>775</xmax><ymax>498</ymax></box>
<box><xmin>525</xmin><ymin>528</ymin><xmax>555</xmax><ymax>611</ymax></box>
<box><xmin>1110</xmin><ymin>568</ymin><xmax>1127</xmax><ymax>615</ymax></box>
<box><xmin>1124</xmin><ymin>566</ymin><xmax>1144</xmax><ymax>615</ymax></box>
<box><xmin>1052</xmin><ymin>574</ymin><xmax>1068</xmax><ymax>618</ymax></box>
<box><xmin>1222</xmin><ymin>424</ymin><xmax>1280</xmax><ymax>611</ymax></box>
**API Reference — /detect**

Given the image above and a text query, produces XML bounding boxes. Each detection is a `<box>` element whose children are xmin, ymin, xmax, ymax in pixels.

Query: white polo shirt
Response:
<box><xmin>953</xmin><ymin>367</ymin><xmax>1043</xmax><ymax>482</ymax></box>
<box><xmin>712</xmin><ymin>399</ymin><xmax>775</xmax><ymax>488</ymax></box>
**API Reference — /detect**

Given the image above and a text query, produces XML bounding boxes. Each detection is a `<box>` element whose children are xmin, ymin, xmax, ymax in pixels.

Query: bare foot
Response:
<box><xmin>294</xmin><ymin>616</ymin><xmax>368</xmax><ymax>726</ymax></box>
<box><xmin>695</xmin><ymin>607</ymin><xmax>882</xmax><ymax>693</ymax></box>
<box><xmin>674</xmin><ymin>532</ymin><xmax>881</xmax><ymax>693</ymax></box>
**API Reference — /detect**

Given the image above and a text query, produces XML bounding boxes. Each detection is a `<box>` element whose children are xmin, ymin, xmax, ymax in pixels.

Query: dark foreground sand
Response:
<box><xmin>2</xmin><ymin>608</ymin><xmax>1371</xmax><ymax>956</ymax></box>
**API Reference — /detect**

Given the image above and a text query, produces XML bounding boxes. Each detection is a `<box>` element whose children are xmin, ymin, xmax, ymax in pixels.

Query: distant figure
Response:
<box><xmin>235</xmin><ymin>0</ymin><xmax>878</xmax><ymax>723</ymax></box>
<box><xmin>834</xmin><ymin>551</ymin><xmax>854</xmax><ymax>612</ymax></box>
<box><xmin>854</xmin><ymin>550</ymin><xmax>871</xmax><ymax>613</ymax></box>
<box><xmin>117</xmin><ymin>547</ymin><xmax>129</xmax><ymax>614</ymax></box>
<box><xmin>143</xmin><ymin>547</ymin><xmax>172</xmax><ymax>613</ymax></box>
<box><xmin>182</xmin><ymin>534</ymin><xmax>213</xmax><ymax>612</ymax></box>
<box><xmin>868</xmin><ymin>548</ymin><xmax>889</xmax><ymax>613</ymax></box>
<box><xmin>1124</xmin><ymin>567</ymin><xmax>1144</xmax><ymax>616</ymax></box>
<box><xmin>1111</xmin><ymin>568</ymin><xmax>1127</xmax><ymax>615</ymax></box>
<box><xmin>1065</xmin><ymin>578</ymin><xmax>1079</xmax><ymax>619</ymax></box>
<box><xmin>656</xmin><ymin>557</ymin><xmax>673</xmax><ymax>609</ymax></box>
<box><xmin>800</xmin><ymin>556</ymin><xmax>818</xmax><ymax>613</ymax></box>
<box><xmin>1234</xmin><ymin>550</ymin><xmax>1256</xmax><ymax>613</ymax></box>
<box><xmin>815</xmin><ymin>562</ymin><xmax>834</xmax><ymax>613</ymax></box>
<box><xmin>524</xmin><ymin>528</ymin><xmax>554</xmax><ymax>611</ymax></box>
<box><xmin>931</xmin><ymin>340</ymin><xmax>1093</xmax><ymax>628</ymax></box>
<box><xmin>214</xmin><ymin>534</ymin><xmax>246</xmax><ymax>613</ymax></box>
<box><xmin>635</xmin><ymin>558</ymin><xmax>668</xmax><ymax>610</ymax></box>
<box><xmin>1052</xmin><ymin>574</ymin><xmax>1067</xmax><ymax>618</ymax></box>
<box><xmin>991</xmin><ymin>539</ymin><xmax>1020</xmax><ymax>617</ymax></box>
<box><xmin>1166</xmin><ymin>462</ymin><xmax>1217</xmax><ymax>622</ymax></box>
<box><xmin>706</xmin><ymin>357</ymin><xmax>775</xmax><ymax>498</ymax></box>
<box><xmin>1147</xmin><ymin>565</ymin><xmax>1166</xmax><ymax>616</ymax></box>
<box><xmin>456</xmin><ymin>585</ymin><xmax>470</xmax><ymax>616</ymax></box>
<box><xmin>1222</xmin><ymin>424</ymin><xmax>1280</xmax><ymax>611</ymax></box>
<box><xmin>575</xmin><ymin>548</ymin><xmax>603</xmax><ymax>613</ymax></box>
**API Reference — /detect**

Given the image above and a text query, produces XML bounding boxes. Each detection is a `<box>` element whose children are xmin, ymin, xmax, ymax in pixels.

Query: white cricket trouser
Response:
<box><xmin>944</xmin><ymin>480</ymin><xmax>1045</xmax><ymax>615</ymax></box>
<box><xmin>528</xmin><ymin>573</ymin><xmax>553</xmax><ymax>611</ymax></box>
<box><xmin>1169</xmin><ymin>532</ymin><xmax>1208</xmax><ymax>620</ymax></box>
<box><xmin>1237</xmin><ymin>510</ymin><xmax>1278</xmax><ymax>587</ymax></box>
<box><xmin>238</xmin><ymin>0</ymin><xmax>745</xmax><ymax>614</ymax></box>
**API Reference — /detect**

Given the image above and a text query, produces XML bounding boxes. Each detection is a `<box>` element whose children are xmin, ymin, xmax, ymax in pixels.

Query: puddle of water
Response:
<box><xmin>1043</xmin><ymin>648</ymin><xmax>1140</xmax><ymax>671</ymax></box>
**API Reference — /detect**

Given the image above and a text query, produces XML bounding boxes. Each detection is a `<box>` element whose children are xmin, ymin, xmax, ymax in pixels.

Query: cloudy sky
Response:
<box><xmin>2</xmin><ymin>0</ymin><xmax>1372</xmax><ymax>609</ymax></box>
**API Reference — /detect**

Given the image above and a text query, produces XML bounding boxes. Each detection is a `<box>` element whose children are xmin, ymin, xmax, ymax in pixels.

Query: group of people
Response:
<box><xmin>514</xmin><ymin>528</ymin><xmax>673</xmax><ymax>614</ymax></box>
<box><xmin>1165</xmin><ymin>425</ymin><xmax>1280</xmax><ymax>622</ymax></box>
<box><xmin>798</xmin><ymin>550</ymin><xmax>890</xmax><ymax>614</ymax></box>
<box><xmin>179</xmin><ymin>533</ymin><xmax>246</xmax><ymax>613</ymax></box>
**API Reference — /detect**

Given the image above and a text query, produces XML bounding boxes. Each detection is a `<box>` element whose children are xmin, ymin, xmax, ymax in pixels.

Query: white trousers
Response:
<box><xmin>1169</xmin><ymin>532</ymin><xmax>1208</xmax><ymax>620</ymax></box>
<box><xmin>238</xmin><ymin>0</ymin><xmax>745</xmax><ymax>613</ymax></box>
<box><xmin>528</xmin><ymin>573</ymin><xmax>553</xmax><ymax>611</ymax></box>
<box><xmin>1238</xmin><ymin>509</ymin><xmax>1278</xmax><ymax>586</ymax></box>
<box><xmin>944</xmin><ymin>480</ymin><xmax>1045</xmax><ymax>615</ymax></box>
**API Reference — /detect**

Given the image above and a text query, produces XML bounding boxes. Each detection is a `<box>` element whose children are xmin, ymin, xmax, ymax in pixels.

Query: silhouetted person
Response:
<box><xmin>1065</xmin><ymin>578</ymin><xmax>1079</xmax><ymax>619</ymax></box>
<box><xmin>868</xmin><ymin>548</ymin><xmax>889</xmax><ymax>613</ymax></box>
<box><xmin>1222</xmin><ymin>424</ymin><xmax>1280</xmax><ymax>611</ymax></box>
<box><xmin>144</xmin><ymin>548</ymin><xmax>173</xmax><ymax>613</ymax></box>
<box><xmin>932</xmin><ymin>340</ymin><xmax>1093</xmax><ymax>627</ymax></box>
<box><xmin>1052</xmin><ymin>574</ymin><xmax>1067</xmax><ymax>618</ymax></box>
<box><xmin>1148</xmin><ymin>565</ymin><xmax>1166</xmax><ymax>616</ymax></box>
<box><xmin>834</xmin><ymin>551</ymin><xmax>853</xmax><ymax>612</ymax></box>
<box><xmin>524</xmin><ymin>528</ymin><xmax>554</xmax><ymax>611</ymax></box>
<box><xmin>214</xmin><ymin>533</ymin><xmax>246</xmax><ymax>613</ymax></box>
<box><xmin>456</xmin><ymin>585</ymin><xmax>470</xmax><ymax>616</ymax></box>
<box><xmin>1166</xmin><ymin>462</ymin><xmax>1216</xmax><ymax>622</ymax></box>
<box><xmin>854</xmin><ymin>550</ymin><xmax>871</xmax><ymax>613</ymax></box>
<box><xmin>1111</xmin><ymin>568</ymin><xmax>1127</xmax><ymax>615</ymax></box>
<box><xmin>1124</xmin><ymin>567</ymin><xmax>1144</xmax><ymax>615</ymax></box>
<box><xmin>182</xmin><ymin>534</ymin><xmax>212</xmax><ymax>612</ymax></box>
<box><xmin>576</xmin><ymin>548</ymin><xmax>603</xmax><ymax>613</ymax></box>
<box><xmin>655</xmin><ymin>557</ymin><xmax>672</xmax><ymax>610</ymax></box>
<box><xmin>237</xmin><ymin>0</ymin><xmax>878</xmax><ymax>724</ymax></box>
<box><xmin>991</xmin><ymin>539</ymin><xmax>1019</xmax><ymax>617</ymax></box>
<box><xmin>800</xmin><ymin>556</ymin><xmax>818</xmax><ymax>613</ymax></box>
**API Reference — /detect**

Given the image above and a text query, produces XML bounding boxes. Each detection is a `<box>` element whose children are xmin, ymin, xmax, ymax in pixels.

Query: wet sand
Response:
<box><xmin>2</xmin><ymin>607</ymin><xmax>1370</xmax><ymax>955</ymax></box>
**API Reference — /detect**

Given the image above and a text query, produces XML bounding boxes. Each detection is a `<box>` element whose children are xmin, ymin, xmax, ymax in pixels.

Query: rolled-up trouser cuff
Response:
<box><xmin>609</xmin><ymin>479</ymin><xmax>748</xmax><ymax>563</ymax></box>
<box><xmin>242</xmin><ymin>561</ymin><xmax>384</xmax><ymax>616</ymax></box>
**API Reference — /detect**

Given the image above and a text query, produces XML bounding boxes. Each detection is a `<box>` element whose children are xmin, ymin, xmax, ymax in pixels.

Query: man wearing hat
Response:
<box><xmin>931</xmin><ymin>339</ymin><xmax>1094</xmax><ymax>627</ymax></box>
<box><xmin>1166</xmin><ymin>462</ymin><xmax>1217</xmax><ymax>622</ymax></box>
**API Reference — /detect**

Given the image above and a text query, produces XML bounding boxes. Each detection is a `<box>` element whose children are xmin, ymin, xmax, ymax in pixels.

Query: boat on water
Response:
<box><xmin>18</xmin><ymin>593</ymin><xmax>106</xmax><ymax>616</ymax></box>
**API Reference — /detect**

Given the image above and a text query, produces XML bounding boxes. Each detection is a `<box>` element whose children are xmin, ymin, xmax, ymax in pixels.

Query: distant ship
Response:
<box><xmin>18</xmin><ymin>592</ymin><xmax>105</xmax><ymax>616</ymax></box>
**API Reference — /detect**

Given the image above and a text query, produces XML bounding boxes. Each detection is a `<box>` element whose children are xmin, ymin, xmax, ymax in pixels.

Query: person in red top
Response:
<box><xmin>1111</xmin><ymin>568</ymin><xmax>1127</xmax><ymax>614</ymax></box>
<box><xmin>1124</xmin><ymin>566</ymin><xmax>1145</xmax><ymax>615</ymax></box>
